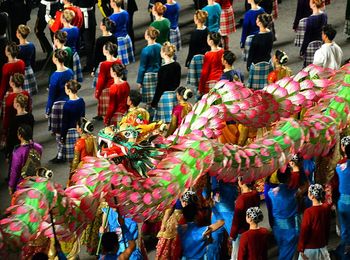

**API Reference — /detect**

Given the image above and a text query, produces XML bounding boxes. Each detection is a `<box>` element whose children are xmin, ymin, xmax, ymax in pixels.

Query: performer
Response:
<box><xmin>220</xmin><ymin>50</ymin><xmax>244</xmax><ymax>82</ymax></box>
<box><xmin>49</xmin><ymin>30</ymin><xmax>73</xmax><ymax>77</ymax></box>
<box><xmin>150</xmin><ymin>2</ymin><xmax>171</xmax><ymax>45</ymax></box>
<box><xmin>268</xmin><ymin>50</ymin><xmax>292</xmax><ymax>84</ymax></box>
<box><xmin>164</xmin><ymin>0</ymin><xmax>181</xmax><ymax>51</ymax></box>
<box><xmin>202</xmin><ymin>0</ymin><xmax>221</xmax><ymax>33</ymax></box>
<box><xmin>293</xmin><ymin>0</ymin><xmax>312</xmax><ymax>31</ymax></box>
<box><xmin>120</xmin><ymin>90</ymin><xmax>150</xmax><ymax>127</ymax></box>
<box><xmin>216</xmin><ymin>0</ymin><xmax>236</xmax><ymax>50</ymax></box>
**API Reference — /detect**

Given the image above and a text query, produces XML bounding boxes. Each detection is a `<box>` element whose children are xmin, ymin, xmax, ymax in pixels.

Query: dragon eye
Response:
<box><xmin>124</xmin><ymin>131</ymin><xmax>132</xmax><ymax>138</ymax></box>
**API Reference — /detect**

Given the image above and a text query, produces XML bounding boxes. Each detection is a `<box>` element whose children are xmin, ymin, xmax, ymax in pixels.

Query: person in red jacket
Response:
<box><xmin>216</xmin><ymin>0</ymin><xmax>236</xmax><ymax>50</ymax></box>
<box><xmin>198</xmin><ymin>32</ymin><xmax>224</xmax><ymax>97</ymax></box>
<box><xmin>0</xmin><ymin>42</ymin><xmax>25</xmax><ymax>102</ymax></box>
<box><xmin>238</xmin><ymin>207</ymin><xmax>271</xmax><ymax>260</ymax></box>
<box><xmin>298</xmin><ymin>184</ymin><xmax>331</xmax><ymax>260</ymax></box>
<box><xmin>230</xmin><ymin>177</ymin><xmax>260</xmax><ymax>259</ymax></box>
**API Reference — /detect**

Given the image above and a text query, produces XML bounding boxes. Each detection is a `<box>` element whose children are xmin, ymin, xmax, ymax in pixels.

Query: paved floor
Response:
<box><xmin>0</xmin><ymin>0</ymin><xmax>349</xmax><ymax>258</ymax></box>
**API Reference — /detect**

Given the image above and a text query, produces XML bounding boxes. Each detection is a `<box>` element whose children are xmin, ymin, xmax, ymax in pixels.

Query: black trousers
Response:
<box><xmin>80</xmin><ymin>9</ymin><xmax>96</xmax><ymax>70</ymax></box>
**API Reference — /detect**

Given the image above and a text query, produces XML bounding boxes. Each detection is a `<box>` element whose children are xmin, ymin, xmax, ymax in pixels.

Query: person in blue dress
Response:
<box><xmin>60</xmin><ymin>9</ymin><xmax>80</xmax><ymax>54</ymax></box>
<box><xmin>164</xmin><ymin>0</ymin><xmax>182</xmax><ymax>51</ymax></box>
<box><xmin>100</xmin><ymin>207</ymin><xmax>143</xmax><ymax>260</ymax></box>
<box><xmin>268</xmin><ymin>168</ymin><xmax>299</xmax><ymax>260</ymax></box>
<box><xmin>202</xmin><ymin>0</ymin><xmax>221</xmax><ymax>33</ymax></box>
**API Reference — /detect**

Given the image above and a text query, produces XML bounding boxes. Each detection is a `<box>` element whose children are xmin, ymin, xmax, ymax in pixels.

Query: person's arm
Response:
<box><xmin>237</xmin><ymin>233</ymin><xmax>248</xmax><ymax>260</ymax></box>
<box><xmin>151</xmin><ymin>66</ymin><xmax>164</xmax><ymax>107</ymax></box>
<box><xmin>297</xmin><ymin>209</ymin><xmax>311</xmax><ymax>253</ymax></box>
<box><xmin>198</xmin><ymin>53</ymin><xmax>210</xmax><ymax>95</ymax></box>
<box><xmin>230</xmin><ymin>196</ymin><xmax>244</xmax><ymax>239</ymax></box>
<box><xmin>0</xmin><ymin>65</ymin><xmax>8</xmax><ymax>102</ymax></box>
<box><xmin>46</xmin><ymin>74</ymin><xmax>57</xmax><ymax>114</ymax></box>
<box><xmin>247</xmin><ymin>35</ymin><xmax>257</xmax><ymax>70</ymax></box>
<box><xmin>70</xmin><ymin>145</ymin><xmax>81</xmax><ymax>172</ymax></box>
<box><xmin>119</xmin><ymin>240</ymin><xmax>136</xmax><ymax>260</ymax></box>
<box><xmin>137</xmin><ymin>48</ymin><xmax>148</xmax><ymax>84</ymax></box>
<box><xmin>203</xmin><ymin>219</ymin><xmax>225</xmax><ymax>237</ymax></box>
<box><xmin>104</xmin><ymin>86</ymin><xmax>117</xmax><ymax>125</ymax></box>
<box><xmin>240</xmin><ymin>12</ymin><xmax>250</xmax><ymax>48</ymax></box>
<box><xmin>60</xmin><ymin>103</ymin><xmax>69</xmax><ymax>142</ymax></box>
<box><xmin>9</xmin><ymin>149</ymin><xmax>24</xmax><ymax>192</ymax></box>
<box><xmin>160</xmin><ymin>208</ymin><xmax>174</xmax><ymax>232</ymax></box>
<box><xmin>31</xmin><ymin>44</ymin><xmax>36</xmax><ymax>70</ymax></box>
<box><xmin>95</xmin><ymin>63</ymin><xmax>107</xmax><ymax>99</ymax></box>
<box><xmin>300</xmin><ymin>19</ymin><xmax>311</xmax><ymax>56</ymax></box>
<box><xmin>185</xmin><ymin>31</ymin><xmax>196</xmax><ymax>67</ymax></box>
<box><xmin>175</xmin><ymin>63</ymin><xmax>181</xmax><ymax>88</ymax></box>
<box><xmin>312</xmin><ymin>48</ymin><xmax>324</xmax><ymax>67</ymax></box>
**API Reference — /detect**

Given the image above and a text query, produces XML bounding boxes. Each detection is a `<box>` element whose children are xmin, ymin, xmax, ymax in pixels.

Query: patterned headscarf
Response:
<box><xmin>308</xmin><ymin>184</ymin><xmax>324</xmax><ymax>201</ymax></box>
<box><xmin>341</xmin><ymin>136</ymin><xmax>350</xmax><ymax>147</ymax></box>
<box><xmin>181</xmin><ymin>190</ymin><xmax>198</xmax><ymax>204</ymax></box>
<box><xmin>246</xmin><ymin>207</ymin><xmax>264</xmax><ymax>224</ymax></box>
<box><xmin>291</xmin><ymin>154</ymin><xmax>299</xmax><ymax>162</ymax></box>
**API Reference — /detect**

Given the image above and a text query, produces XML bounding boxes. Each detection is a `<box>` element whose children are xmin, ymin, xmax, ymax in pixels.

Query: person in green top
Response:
<box><xmin>150</xmin><ymin>2</ymin><xmax>171</xmax><ymax>45</ymax></box>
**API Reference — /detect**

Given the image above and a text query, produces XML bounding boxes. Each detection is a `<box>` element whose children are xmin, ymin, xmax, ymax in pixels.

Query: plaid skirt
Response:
<box><xmin>345</xmin><ymin>20</ymin><xmax>350</xmax><ymax>36</ymax></box>
<box><xmin>110</xmin><ymin>112</ymin><xmax>124</xmax><ymax>126</ymax></box>
<box><xmin>141</xmin><ymin>72</ymin><xmax>158</xmax><ymax>104</ymax></box>
<box><xmin>304</xmin><ymin>40</ymin><xmax>322</xmax><ymax>67</ymax></box>
<box><xmin>98</xmin><ymin>87</ymin><xmax>110</xmax><ymax>117</ymax></box>
<box><xmin>92</xmin><ymin>63</ymin><xmax>101</xmax><ymax>88</ymax></box>
<box><xmin>49</xmin><ymin>100</ymin><xmax>66</xmax><ymax>134</ymax></box>
<box><xmin>169</xmin><ymin>27</ymin><xmax>182</xmax><ymax>51</ymax></box>
<box><xmin>294</xmin><ymin>18</ymin><xmax>307</xmax><ymax>47</ymax></box>
<box><xmin>73</xmin><ymin>52</ymin><xmax>83</xmax><ymax>83</ymax></box>
<box><xmin>220</xmin><ymin>6</ymin><xmax>236</xmax><ymax>35</ymax></box>
<box><xmin>117</xmin><ymin>35</ymin><xmax>135</xmax><ymax>66</ymax></box>
<box><xmin>63</xmin><ymin>128</ymin><xmax>79</xmax><ymax>161</ymax></box>
<box><xmin>243</xmin><ymin>35</ymin><xmax>254</xmax><ymax>62</ymax></box>
<box><xmin>272</xmin><ymin>0</ymin><xmax>278</xmax><ymax>19</ymax></box>
<box><xmin>186</xmin><ymin>54</ymin><xmax>204</xmax><ymax>88</ymax></box>
<box><xmin>248</xmin><ymin>61</ymin><xmax>274</xmax><ymax>90</ymax></box>
<box><xmin>23</xmin><ymin>66</ymin><xmax>38</xmax><ymax>95</ymax></box>
<box><xmin>153</xmin><ymin>91</ymin><xmax>177</xmax><ymax>123</ymax></box>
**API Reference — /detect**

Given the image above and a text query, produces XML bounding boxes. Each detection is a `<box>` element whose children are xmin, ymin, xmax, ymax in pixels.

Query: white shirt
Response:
<box><xmin>313</xmin><ymin>42</ymin><xmax>343</xmax><ymax>70</ymax></box>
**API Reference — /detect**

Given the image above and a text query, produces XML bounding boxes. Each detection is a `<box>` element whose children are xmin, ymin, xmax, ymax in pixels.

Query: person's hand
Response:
<box><xmin>90</xmin><ymin>72</ymin><xmax>95</xmax><ymax>77</ymax></box>
<box><xmin>45</xmin><ymin>114</ymin><xmax>49</xmax><ymax>119</ymax></box>
<box><xmin>300</xmin><ymin>252</ymin><xmax>309</xmax><ymax>260</ymax></box>
<box><xmin>137</xmin><ymin>83</ymin><xmax>142</xmax><ymax>90</ymax></box>
<box><xmin>8</xmin><ymin>187</ymin><xmax>13</xmax><ymax>196</ymax></box>
<box><xmin>99</xmin><ymin>226</ymin><xmax>105</xmax><ymax>234</ymax></box>
<box><xmin>203</xmin><ymin>226</ymin><xmax>212</xmax><ymax>237</ymax></box>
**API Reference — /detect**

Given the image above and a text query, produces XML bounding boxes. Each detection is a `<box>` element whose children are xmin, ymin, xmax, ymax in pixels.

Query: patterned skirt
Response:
<box><xmin>92</xmin><ymin>63</ymin><xmax>100</xmax><ymax>88</ymax></box>
<box><xmin>304</xmin><ymin>40</ymin><xmax>322</xmax><ymax>67</ymax></box>
<box><xmin>203</xmin><ymin>80</ymin><xmax>218</xmax><ymax>95</ymax></box>
<box><xmin>23</xmin><ymin>66</ymin><xmax>38</xmax><ymax>95</ymax></box>
<box><xmin>73</xmin><ymin>52</ymin><xmax>83</xmax><ymax>83</ymax></box>
<box><xmin>110</xmin><ymin>112</ymin><xmax>124</xmax><ymax>126</ymax></box>
<box><xmin>169</xmin><ymin>27</ymin><xmax>182</xmax><ymax>51</ymax></box>
<box><xmin>153</xmin><ymin>91</ymin><xmax>177</xmax><ymax>123</ymax></box>
<box><xmin>98</xmin><ymin>87</ymin><xmax>110</xmax><ymax>117</ymax></box>
<box><xmin>48</xmin><ymin>100</ymin><xmax>66</xmax><ymax>134</ymax></box>
<box><xmin>141</xmin><ymin>72</ymin><xmax>158</xmax><ymax>104</ymax></box>
<box><xmin>117</xmin><ymin>34</ymin><xmax>135</xmax><ymax>65</ymax></box>
<box><xmin>220</xmin><ymin>6</ymin><xmax>236</xmax><ymax>35</ymax></box>
<box><xmin>294</xmin><ymin>18</ymin><xmax>307</xmax><ymax>47</ymax></box>
<box><xmin>186</xmin><ymin>54</ymin><xmax>204</xmax><ymax>89</ymax></box>
<box><xmin>248</xmin><ymin>61</ymin><xmax>274</xmax><ymax>90</ymax></box>
<box><xmin>345</xmin><ymin>20</ymin><xmax>350</xmax><ymax>36</ymax></box>
<box><xmin>63</xmin><ymin>128</ymin><xmax>79</xmax><ymax>161</ymax></box>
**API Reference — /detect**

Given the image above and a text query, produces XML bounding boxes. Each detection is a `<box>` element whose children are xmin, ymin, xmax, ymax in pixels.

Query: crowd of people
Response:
<box><xmin>0</xmin><ymin>0</ymin><xmax>349</xmax><ymax>259</ymax></box>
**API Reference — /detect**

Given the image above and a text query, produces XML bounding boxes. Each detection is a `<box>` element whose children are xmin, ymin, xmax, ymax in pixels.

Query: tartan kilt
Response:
<box><xmin>304</xmin><ymin>40</ymin><xmax>322</xmax><ymax>67</ymax></box>
<box><xmin>141</xmin><ymin>72</ymin><xmax>158</xmax><ymax>104</ymax></box>
<box><xmin>117</xmin><ymin>35</ymin><xmax>135</xmax><ymax>66</ymax></box>
<box><xmin>49</xmin><ymin>100</ymin><xmax>66</xmax><ymax>134</ymax></box>
<box><xmin>110</xmin><ymin>112</ymin><xmax>124</xmax><ymax>126</ymax></box>
<box><xmin>73</xmin><ymin>52</ymin><xmax>83</xmax><ymax>83</ymax></box>
<box><xmin>63</xmin><ymin>128</ymin><xmax>79</xmax><ymax>161</ymax></box>
<box><xmin>98</xmin><ymin>87</ymin><xmax>110</xmax><ymax>117</ymax></box>
<box><xmin>345</xmin><ymin>20</ymin><xmax>350</xmax><ymax>36</ymax></box>
<box><xmin>186</xmin><ymin>54</ymin><xmax>204</xmax><ymax>89</ymax></box>
<box><xmin>294</xmin><ymin>18</ymin><xmax>307</xmax><ymax>47</ymax></box>
<box><xmin>169</xmin><ymin>27</ymin><xmax>182</xmax><ymax>51</ymax></box>
<box><xmin>23</xmin><ymin>66</ymin><xmax>38</xmax><ymax>95</ymax></box>
<box><xmin>92</xmin><ymin>63</ymin><xmax>101</xmax><ymax>89</ymax></box>
<box><xmin>248</xmin><ymin>61</ymin><xmax>273</xmax><ymax>90</ymax></box>
<box><xmin>153</xmin><ymin>91</ymin><xmax>177</xmax><ymax>123</ymax></box>
<box><xmin>272</xmin><ymin>0</ymin><xmax>278</xmax><ymax>19</ymax></box>
<box><xmin>220</xmin><ymin>6</ymin><xmax>236</xmax><ymax>35</ymax></box>
<box><xmin>243</xmin><ymin>35</ymin><xmax>254</xmax><ymax>62</ymax></box>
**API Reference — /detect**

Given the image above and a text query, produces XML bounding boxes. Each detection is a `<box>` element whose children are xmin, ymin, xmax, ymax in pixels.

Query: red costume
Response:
<box><xmin>238</xmin><ymin>227</ymin><xmax>271</xmax><ymax>260</ymax></box>
<box><xmin>215</xmin><ymin>0</ymin><xmax>232</xmax><ymax>9</ymax></box>
<box><xmin>0</xmin><ymin>60</ymin><xmax>25</xmax><ymax>101</ymax></box>
<box><xmin>297</xmin><ymin>204</ymin><xmax>331</xmax><ymax>252</ymax></box>
<box><xmin>3</xmin><ymin>91</ymin><xmax>31</xmax><ymax>131</ymax></box>
<box><xmin>104</xmin><ymin>81</ymin><xmax>130</xmax><ymax>125</ymax></box>
<box><xmin>95</xmin><ymin>59</ymin><xmax>122</xmax><ymax>99</ymax></box>
<box><xmin>199</xmin><ymin>49</ymin><xmax>224</xmax><ymax>94</ymax></box>
<box><xmin>230</xmin><ymin>190</ymin><xmax>260</xmax><ymax>239</ymax></box>
<box><xmin>49</xmin><ymin>5</ymin><xmax>83</xmax><ymax>33</ymax></box>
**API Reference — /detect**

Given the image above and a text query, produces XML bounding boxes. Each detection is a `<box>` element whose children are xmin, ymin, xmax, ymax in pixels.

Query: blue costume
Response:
<box><xmin>109</xmin><ymin>11</ymin><xmax>129</xmax><ymax>38</ymax></box>
<box><xmin>18</xmin><ymin>42</ymin><xmax>36</xmax><ymax>68</ymax></box>
<box><xmin>101</xmin><ymin>208</ymin><xmax>143</xmax><ymax>260</ymax></box>
<box><xmin>268</xmin><ymin>184</ymin><xmax>299</xmax><ymax>260</ymax></box>
<box><xmin>202</xmin><ymin>3</ymin><xmax>221</xmax><ymax>33</ymax></box>
<box><xmin>61</xmin><ymin>98</ymin><xmax>85</xmax><ymax>138</ymax></box>
<box><xmin>240</xmin><ymin>7</ymin><xmax>265</xmax><ymax>48</ymax></box>
<box><xmin>136</xmin><ymin>43</ymin><xmax>162</xmax><ymax>84</ymax></box>
<box><xmin>61</xmin><ymin>27</ymin><xmax>80</xmax><ymax>53</ymax></box>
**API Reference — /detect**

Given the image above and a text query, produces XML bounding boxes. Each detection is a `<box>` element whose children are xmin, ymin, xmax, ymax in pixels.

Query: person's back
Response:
<box><xmin>238</xmin><ymin>227</ymin><xmax>270</xmax><ymax>260</ymax></box>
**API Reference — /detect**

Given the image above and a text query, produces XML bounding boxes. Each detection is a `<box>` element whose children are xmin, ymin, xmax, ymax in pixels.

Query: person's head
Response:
<box><xmin>145</xmin><ymin>26</ymin><xmax>160</xmax><ymax>41</ymax></box>
<box><xmin>35</xmin><ymin>167</ymin><xmax>54</xmax><ymax>179</ymax></box>
<box><xmin>273</xmin><ymin>50</ymin><xmax>289</xmax><ymax>65</ymax></box>
<box><xmin>176</xmin><ymin>86</ymin><xmax>193</xmax><ymax>102</ymax></box>
<box><xmin>288</xmin><ymin>153</ymin><xmax>303</xmax><ymax>169</ymax></box>
<box><xmin>14</xmin><ymin>93</ymin><xmax>29</xmax><ymax>111</ymax></box>
<box><xmin>246</xmin><ymin>207</ymin><xmax>263</xmax><ymax>225</ymax></box>
<box><xmin>341</xmin><ymin>136</ymin><xmax>350</xmax><ymax>153</ymax></box>
<box><xmin>308</xmin><ymin>183</ymin><xmax>325</xmax><ymax>202</ymax></box>
<box><xmin>17</xmin><ymin>124</ymin><xmax>33</xmax><ymax>142</ymax></box>
<box><xmin>207</xmin><ymin>32</ymin><xmax>221</xmax><ymax>47</ymax></box>
<box><xmin>100</xmin><ymin>17</ymin><xmax>116</xmax><ymax>33</ymax></box>
<box><xmin>16</xmin><ymin>24</ymin><xmax>31</xmax><ymax>39</ymax></box>
<box><xmin>152</xmin><ymin>2</ymin><xmax>167</xmax><ymax>16</ymax></box>
<box><xmin>127</xmin><ymin>90</ymin><xmax>142</xmax><ymax>107</ymax></box>
<box><xmin>52</xmin><ymin>49</ymin><xmax>68</xmax><ymax>64</ymax></box>
<box><xmin>322</xmin><ymin>24</ymin><xmax>337</xmax><ymax>42</ymax></box>
<box><xmin>276</xmin><ymin>167</ymin><xmax>291</xmax><ymax>184</ymax></box>
<box><xmin>256</xmin><ymin>13</ymin><xmax>273</xmax><ymax>29</ymax></box>
<box><xmin>61</xmin><ymin>9</ymin><xmax>75</xmax><ymax>24</ymax></box>
<box><xmin>248</xmin><ymin>0</ymin><xmax>261</xmax><ymax>5</ymax></box>
<box><xmin>222</xmin><ymin>50</ymin><xmax>236</xmax><ymax>67</ymax></box>
<box><xmin>110</xmin><ymin>0</ymin><xmax>123</xmax><ymax>8</ymax></box>
<box><xmin>0</xmin><ymin>13</ymin><xmax>8</xmax><ymax>35</ymax></box>
<box><xmin>77</xmin><ymin>117</ymin><xmax>94</xmax><ymax>134</ymax></box>
<box><xmin>182</xmin><ymin>203</ymin><xmax>198</xmax><ymax>222</ymax></box>
<box><xmin>65</xmin><ymin>80</ymin><xmax>81</xmax><ymax>95</ymax></box>
<box><xmin>346</xmin><ymin>143</ymin><xmax>350</xmax><ymax>159</ymax></box>
<box><xmin>103</xmin><ymin>41</ymin><xmax>118</xmax><ymax>57</ymax></box>
<box><xmin>9</xmin><ymin>73</ymin><xmax>25</xmax><ymax>90</ymax></box>
<box><xmin>238</xmin><ymin>176</ymin><xmax>255</xmax><ymax>190</ymax></box>
<box><xmin>5</xmin><ymin>42</ymin><xmax>20</xmax><ymax>58</ymax></box>
<box><xmin>32</xmin><ymin>252</ymin><xmax>49</xmax><ymax>260</ymax></box>
<box><xmin>54</xmin><ymin>30</ymin><xmax>68</xmax><ymax>45</ymax></box>
<box><xmin>101</xmin><ymin>232</ymin><xmax>119</xmax><ymax>254</ymax></box>
<box><xmin>194</xmin><ymin>10</ymin><xmax>208</xmax><ymax>24</ymax></box>
<box><xmin>310</xmin><ymin>0</ymin><xmax>324</xmax><ymax>9</ymax></box>
<box><xmin>161</xmin><ymin>42</ymin><xmax>176</xmax><ymax>59</ymax></box>
<box><xmin>110</xmin><ymin>63</ymin><xmax>126</xmax><ymax>78</ymax></box>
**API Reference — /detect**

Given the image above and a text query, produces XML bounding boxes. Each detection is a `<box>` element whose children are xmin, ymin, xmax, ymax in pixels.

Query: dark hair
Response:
<box><xmin>176</xmin><ymin>86</ymin><xmax>193</xmax><ymax>101</ymax></box>
<box><xmin>32</xmin><ymin>252</ymin><xmax>49</xmax><ymax>260</ymax></box>
<box><xmin>111</xmin><ymin>63</ymin><xmax>126</xmax><ymax>78</ymax></box>
<box><xmin>223</xmin><ymin>50</ymin><xmax>236</xmax><ymax>66</ymax></box>
<box><xmin>275</xmin><ymin>50</ymin><xmax>289</xmax><ymax>65</ymax></box>
<box><xmin>182</xmin><ymin>203</ymin><xmax>198</xmax><ymax>222</ymax></box>
<box><xmin>322</xmin><ymin>24</ymin><xmax>337</xmax><ymax>41</ymax></box>
<box><xmin>102</xmin><ymin>17</ymin><xmax>116</xmax><ymax>33</ymax></box>
<box><xmin>53</xmin><ymin>49</ymin><xmax>68</xmax><ymax>63</ymax></box>
<box><xmin>345</xmin><ymin>144</ymin><xmax>350</xmax><ymax>159</ymax></box>
<box><xmin>0</xmin><ymin>13</ymin><xmax>8</xmax><ymax>35</ymax></box>
<box><xmin>253</xmin><ymin>0</ymin><xmax>262</xmax><ymax>4</ymax></box>
<box><xmin>6</xmin><ymin>42</ymin><xmax>20</xmax><ymax>58</ymax></box>
<box><xmin>208</xmin><ymin>32</ymin><xmax>221</xmax><ymax>46</ymax></box>
<box><xmin>129</xmin><ymin>90</ymin><xmax>142</xmax><ymax>107</ymax></box>
<box><xmin>65</xmin><ymin>80</ymin><xmax>81</xmax><ymax>94</ymax></box>
<box><xmin>277</xmin><ymin>168</ymin><xmax>291</xmax><ymax>184</ymax></box>
<box><xmin>77</xmin><ymin>117</ymin><xmax>94</xmax><ymax>134</ymax></box>
<box><xmin>17</xmin><ymin>124</ymin><xmax>33</xmax><ymax>141</ymax></box>
<box><xmin>257</xmin><ymin>13</ymin><xmax>273</xmax><ymax>28</ymax></box>
<box><xmin>102</xmin><ymin>232</ymin><xmax>120</xmax><ymax>253</ymax></box>
<box><xmin>104</xmin><ymin>41</ymin><xmax>118</xmax><ymax>56</ymax></box>
<box><xmin>54</xmin><ymin>30</ymin><xmax>68</xmax><ymax>44</ymax></box>
<box><xmin>11</xmin><ymin>73</ymin><xmax>25</xmax><ymax>88</ymax></box>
